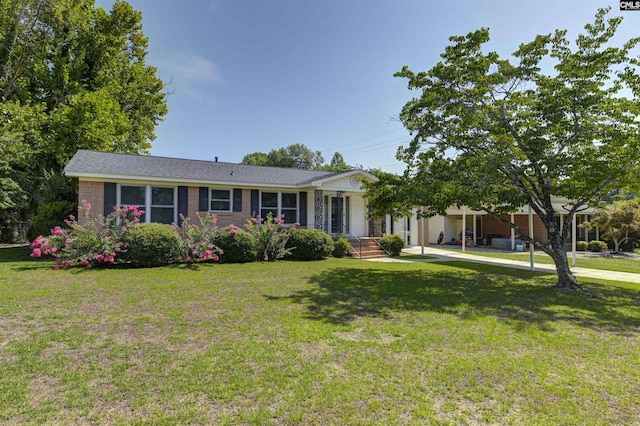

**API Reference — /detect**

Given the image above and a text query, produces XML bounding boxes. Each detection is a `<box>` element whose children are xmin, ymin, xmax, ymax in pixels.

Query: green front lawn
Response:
<box><xmin>1</xmin><ymin>246</ymin><xmax>639</xmax><ymax>424</ymax></box>
<box><xmin>434</xmin><ymin>246</ymin><xmax>640</xmax><ymax>274</ymax></box>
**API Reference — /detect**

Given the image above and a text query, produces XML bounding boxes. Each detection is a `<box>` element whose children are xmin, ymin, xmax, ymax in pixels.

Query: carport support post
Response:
<box><xmin>510</xmin><ymin>213</ymin><xmax>515</xmax><ymax>251</ymax></box>
<box><xmin>528</xmin><ymin>205</ymin><xmax>535</xmax><ymax>271</ymax></box>
<box><xmin>462</xmin><ymin>205</ymin><xmax>466</xmax><ymax>253</ymax></box>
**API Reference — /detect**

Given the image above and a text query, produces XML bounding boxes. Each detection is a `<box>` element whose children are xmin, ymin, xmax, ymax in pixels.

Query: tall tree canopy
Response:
<box><xmin>364</xmin><ymin>8</ymin><xmax>640</xmax><ymax>289</ymax></box>
<box><xmin>0</xmin><ymin>0</ymin><xmax>167</xmax><ymax>240</ymax></box>
<box><xmin>242</xmin><ymin>143</ymin><xmax>351</xmax><ymax>171</ymax></box>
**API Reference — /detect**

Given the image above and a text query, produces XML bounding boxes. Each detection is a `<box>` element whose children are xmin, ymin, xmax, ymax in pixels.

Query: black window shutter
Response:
<box><xmin>104</xmin><ymin>182</ymin><xmax>117</xmax><ymax>216</ymax></box>
<box><xmin>250</xmin><ymin>190</ymin><xmax>259</xmax><ymax>217</ymax></box>
<box><xmin>178</xmin><ymin>186</ymin><xmax>188</xmax><ymax>225</ymax></box>
<box><xmin>233</xmin><ymin>189</ymin><xmax>242</xmax><ymax>212</ymax></box>
<box><xmin>199</xmin><ymin>187</ymin><xmax>208</xmax><ymax>211</ymax></box>
<box><xmin>299</xmin><ymin>192</ymin><xmax>307</xmax><ymax>226</ymax></box>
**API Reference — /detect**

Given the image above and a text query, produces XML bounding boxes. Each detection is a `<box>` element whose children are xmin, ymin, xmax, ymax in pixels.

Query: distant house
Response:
<box><xmin>63</xmin><ymin>150</ymin><xmax>379</xmax><ymax>237</ymax></box>
<box><xmin>388</xmin><ymin>204</ymin><xmax>599</xmax><ymax>249</ymax></box>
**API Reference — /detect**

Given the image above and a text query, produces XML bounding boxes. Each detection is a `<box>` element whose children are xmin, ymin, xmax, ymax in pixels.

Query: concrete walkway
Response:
<box><xmin>367</xmin><ymin>246</ymin><xmax>640</xmax><ymax>284</ymax></box>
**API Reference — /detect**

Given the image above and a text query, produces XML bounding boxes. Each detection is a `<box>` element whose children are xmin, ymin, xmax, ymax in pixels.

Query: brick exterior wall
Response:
<box><xmin>482</xmin><ymin>214</ymin><xmax>548</xmax><ymax>244</ymax></box>
<box><xmin>77</xmin><ymin>180</ymin><xmax>104</xmax><ymax>224</ymax></box>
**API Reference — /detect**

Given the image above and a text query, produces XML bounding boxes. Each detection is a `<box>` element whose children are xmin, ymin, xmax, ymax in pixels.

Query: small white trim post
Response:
<box><xmin>462</xmin><ymin>205</ymin><xmax>467</xmax><ymax>253</ymax></box>
<box><xmin>529</xmin><ymin>205</ymin><xmax>535</xmax><ymax>271</ymax></box>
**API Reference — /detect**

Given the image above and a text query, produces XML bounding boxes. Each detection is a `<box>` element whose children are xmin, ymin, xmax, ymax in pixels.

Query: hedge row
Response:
<box><xmin>30</xmin><ymin>203</ymin><xmax>351</xmax><ymax>268</ymax></box>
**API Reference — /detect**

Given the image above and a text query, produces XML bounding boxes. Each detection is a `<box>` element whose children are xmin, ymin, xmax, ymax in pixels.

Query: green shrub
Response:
<box><xmin>379</xmin><ymin>234</ymin><xmax>405</xmax><ymax>256</ymax></box>
<box><xmin>27</xmin><ymin>201</ymin><xmax>76</xmax><ymax>242</ymax></box>
<box><xmin>332</xmin><ymin>237</ymin><xmax>351</xmax><ymax>258</ymax></box>
<box><xmin>286</xmin><ymin>228</ymin><xmax>334</xmax><ymax>260</ymax></box>
<box><xmin>122</xmin><ymin>223</ymin><xmax>180</xmax><ymax>267</ymax></box>
<box><xmin>588</xmin><ymin>240</ymin><xmax>608</xmax><ymax>252</ymax></box>
<box><xmin>213</xmin><ymin>227</ymin><xmax>258</xmax><ymax>263</ymax></box>
<box><xmin>576</xmin><ymin>241</ymin><xmax>588</xmax><ymax>251</ymax></box>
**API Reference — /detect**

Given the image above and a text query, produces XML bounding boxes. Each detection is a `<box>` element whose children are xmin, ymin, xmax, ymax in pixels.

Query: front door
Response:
<box><xmin>324</xmin><ymin>195</ymin><xmax>350</xmax><ymax>235</ymax></box>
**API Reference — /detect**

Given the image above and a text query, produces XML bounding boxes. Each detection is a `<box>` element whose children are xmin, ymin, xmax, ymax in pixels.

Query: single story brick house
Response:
<box><xmin>63</xmin><ymin>149</ymin><xmax>379</xmax><ymax>237</ymax></box>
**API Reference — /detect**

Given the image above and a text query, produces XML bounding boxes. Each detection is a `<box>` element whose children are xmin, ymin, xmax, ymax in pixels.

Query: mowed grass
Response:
<box><xmin>1</xmin><ymin>246</ymin><xmax>639</xmax><ymax>425</ymax></box>
<box><xmin>435</xmin><ymin>246</ymin><xmax>640</xmax><ymax>274</ymax></box>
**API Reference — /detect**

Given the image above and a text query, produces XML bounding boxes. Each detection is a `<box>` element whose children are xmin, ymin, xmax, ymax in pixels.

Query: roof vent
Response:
<box><xmin>214</xmin><ymin>156</ymin><xmax>218</xmax><ymax>162</ymax></box>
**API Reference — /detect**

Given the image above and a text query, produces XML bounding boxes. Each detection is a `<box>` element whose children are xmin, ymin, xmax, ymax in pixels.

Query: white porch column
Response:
<box><xmin>462</xmin><ymin>205</ymin><xmax>467</xmax><ymax>253</ymax></box>
<box><xmin>510</xmin><ymin>213</ymin><xmax>515</xmax><ymax>251</ymax></box>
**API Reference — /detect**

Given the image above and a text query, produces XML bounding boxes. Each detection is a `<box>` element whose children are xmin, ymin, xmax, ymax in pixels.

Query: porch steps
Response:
<box><xmin>347</xmin><ymin>238</ymin><xmax>389</xmax><ymax>259</ymax></box>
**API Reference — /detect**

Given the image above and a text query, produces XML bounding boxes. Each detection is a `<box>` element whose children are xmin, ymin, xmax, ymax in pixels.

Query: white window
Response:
<box><xmin>210</xmin><ymin>189</ymin><xmax>231</xmax><ymax>212</ymax></box>
<box><xmin>260</xmin><ymin>192</ymin><xmax>278</xmax><ymax>219</ymax></box>
<box><xmin>260</xmin><ymin>192</ymin><xmax>298</xmax><ymax>224</ymax></box>
<box><xmin>118</xmin><ymin>184</ymin><xmax>176</xmax><ymax>224</ymax></box>
<box><xmin>150</xmin><ymin>187</ymin><xmax>175</xmax><ymax>224</ymax></box>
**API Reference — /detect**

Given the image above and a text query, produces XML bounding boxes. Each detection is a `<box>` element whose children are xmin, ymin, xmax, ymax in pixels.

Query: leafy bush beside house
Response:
<box><xmin>122</xmin><ymin>223</ymin><xmax>181</xmax><ymax>267</ymax></box>
<box><xmin>286</xmin><ymin>228</ymin><xmax>334</xmax><ymax>260</ymax></box>
<box><xmin>588</xmin><ymin>240</ymin><xmax>608</xmax><ymax>252</ymax></box>
<box><xmin>576</xmin><ymin>241</ymin><xmax>588</xmax><ymax>251</ymax></box>
<box><xmin>212</xmin><ymin>227</ymin><xmax>258</xmax><ymax>263</ymax></box>
<box><xmin>379</xmin><ymin>234</ymin><xmax>405</xmax><ymax>256</ymax></box>
<box><xmin>26</xmin><ymin>200</ymin><xmax>77</xmax><ymax>242</ymax></box>
<box><xmin>332</xmin><ymin>237</ymin><xmax>350</xmax><ymax>258</ymax></box>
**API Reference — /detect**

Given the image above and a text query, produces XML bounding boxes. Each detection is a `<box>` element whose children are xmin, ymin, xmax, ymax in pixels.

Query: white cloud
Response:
<box><xmin>175</xmin><ymin>54</ymin><xmax>220</xmax><ymax>83</ymax></box>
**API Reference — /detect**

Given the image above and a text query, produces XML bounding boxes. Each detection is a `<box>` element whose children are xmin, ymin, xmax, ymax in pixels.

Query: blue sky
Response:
<box><xmin>96</xmin><ymin>0</ymin><xmax>639</xmax><ymax>172</ymax></box>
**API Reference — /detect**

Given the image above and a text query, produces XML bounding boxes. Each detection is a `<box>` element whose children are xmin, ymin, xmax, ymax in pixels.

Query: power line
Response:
<box><xmin>319</xmin><ymin>127</ymin><xmax>406</xmax><ymax>153</ymax></box>
<box><xmin>339</xmin><ymin>137</ymin><xmax>409</xmax><ymax>155</ymax></box>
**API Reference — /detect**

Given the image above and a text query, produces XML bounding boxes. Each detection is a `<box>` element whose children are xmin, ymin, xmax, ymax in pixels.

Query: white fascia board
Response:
<box><xmin>310</xmin><ymin>170</ymin><xmax>378</xmax><ymax>186</ymax></box>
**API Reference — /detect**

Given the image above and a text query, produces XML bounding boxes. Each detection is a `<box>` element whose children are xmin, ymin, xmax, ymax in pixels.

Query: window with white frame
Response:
<box><xmin>150</xmin><ymin>187</ymin><xmax>175</xmax><ymax>224</ymax></box>
<box><xmin>281</xmin><ymin>193</ymin><xmax>297</xmax><ymax>224</ymax></box>
<box><xmin>210</xmin><ymin>189</ymin><xmax>231</xmax><ymax>212</ymax></box>
<box><xmin>120</xmin><ymin>185</ymin><xmax>147</xmax><ymax>222</ymax></box>
<box><xmin>119</xmin><ymin>184</ymin><xmax>176</xmax><ymax>224</ymax></box>
<box><xmin>260</xmin><ymin>191</ymin><xmax>298</xmax><ymax>224</ymax></box>
<box><xmin>260</xmin><ymin>192</ymin><xmax>278</xmax><ymax>220</ymax></box>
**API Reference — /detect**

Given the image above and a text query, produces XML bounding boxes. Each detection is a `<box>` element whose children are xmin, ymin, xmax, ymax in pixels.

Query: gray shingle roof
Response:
<box><xmin>64</xmin><ymin>150</ymin><xmax>345</xmax><ymax>186</ymax></box>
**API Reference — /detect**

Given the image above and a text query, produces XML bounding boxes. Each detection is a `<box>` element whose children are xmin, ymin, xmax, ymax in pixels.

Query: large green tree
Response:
<box><xmin>0</xmin><ymin>0</ymin><xmax>167</xmax><ymax>241</ymax></box>
<box><xmin>242</xmin><ymin>143</ymin><xmax>327</xmax><ymax>170</ymax></box>
<box><xmin>364</xmin><ymin>8</ymin><xmax>640</xmax><ymax>289</ymax></box>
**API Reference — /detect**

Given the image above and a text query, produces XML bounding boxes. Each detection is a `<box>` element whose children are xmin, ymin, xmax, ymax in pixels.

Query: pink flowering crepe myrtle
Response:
<box><xmin>30</xmin><ymin>201</ymin><xmax>143</xmax><ymax>269</ymax></box>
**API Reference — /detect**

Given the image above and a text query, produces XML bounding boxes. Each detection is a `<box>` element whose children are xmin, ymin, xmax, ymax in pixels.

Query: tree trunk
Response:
<box><xmin>547</xmin><ymin>235</ymin><xmax>582</xmax><ymax>291</ymax></box>
<box><xmin>549</xmin><ymin>249</ymin><xmax>582</xmax><ymax>290</ymax></box>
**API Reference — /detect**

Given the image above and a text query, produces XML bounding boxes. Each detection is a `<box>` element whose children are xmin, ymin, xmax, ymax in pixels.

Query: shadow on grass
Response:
<box><xmin>0</xmin><ymin>246</ymin><xmax>31</xmax><ymax>263</ymax></box>
<box><xmin>272</xmin><ymin>261</ymin><xmax>640</xmax><ymax>333</ymax></box>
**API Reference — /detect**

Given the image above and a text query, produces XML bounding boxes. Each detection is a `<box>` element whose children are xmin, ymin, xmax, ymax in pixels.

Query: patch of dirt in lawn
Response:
<box><xmin>333</xmin><ymin>327</ymin><xmax>400</xmax><ymax>344</ymax></box>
